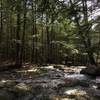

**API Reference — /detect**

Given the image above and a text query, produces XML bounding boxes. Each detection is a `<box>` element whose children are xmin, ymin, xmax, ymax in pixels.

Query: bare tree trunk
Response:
<box><xmin>41</xmin><ymin>12</ymin><xmax>45</xmax><ymax>63</ymax></box>
<box><xmin>0</xmin><ymin>0</ymin><xmax>3</xmax><ymax>43</ymax></box>
<box><xmin>31</xmin><ymin>0</ymin><xmax>34</xmax><ymax>63</ymax></box>
<box><xmin>15</xmin><ymin>1</ymin><xmax>21</xmax><ymax>67</ymax></box>
<box><xmin>31</xmin><ymin>0</ymin><xmax>37</xmax><ymax>63</ymax></box>
<box><xmin>20</xmin><ymin>0</ymin><xmax>27</xmax><ymax>65</ymax></box>
<box><xmin>46</xmin><ymin>13</ymin><xmax>50</xmax><ymax>64</ymax></box>
<box><xmin>0</xmin><ymin>0</ymin><xmax>3</xmax><ymax>63</ymax></box>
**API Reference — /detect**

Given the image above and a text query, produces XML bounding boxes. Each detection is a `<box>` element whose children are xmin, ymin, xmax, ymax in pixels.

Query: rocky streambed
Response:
<box><xmin>0</xmin><ymin>65</ymin><xmax>100</xmax><ymax>100</ymax></box>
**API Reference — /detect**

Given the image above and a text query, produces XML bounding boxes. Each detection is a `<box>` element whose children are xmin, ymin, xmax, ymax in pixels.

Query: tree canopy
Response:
<box><xmin>0</xmin><ymin>0</ymin><xmax>100</xmax><ymax>66</ymax></box>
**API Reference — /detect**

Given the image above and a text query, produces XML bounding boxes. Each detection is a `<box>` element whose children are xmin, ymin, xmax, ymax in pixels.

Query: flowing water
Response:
<box><xmin>0</xmin><ymin>65</ymin><xmax>100</xmax><ymax>100</ymax></box>
<box><xmin>64</xmin><ymin>73</ymin><xmax>91</xmax><ymax>80</ymax></box>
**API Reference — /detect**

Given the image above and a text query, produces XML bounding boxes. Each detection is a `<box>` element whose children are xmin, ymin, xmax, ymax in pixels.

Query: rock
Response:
<box><xmin>0</xmin><ymin>63</ymin><xmax>17</xmax><ymax>71</ymax></box>
<box><xmin>80</xmin><ymin>65</ymin><xmax>98</xmax><ymax>76</ymax></box>
<box><xmin>15</xmin><ymin>93</ymin><xmax>33</xmax><ymax>100</ymax></box>
<box><xmin>77</xmin><ymin>81</ymin><xmax>89</xmax><ymax>87</ymax></box>
<box><xmin>58</xmin><ymin>79</ymin><xmax>84</xmax><ymax>89</ymax></box>
<box><xmin>6</xmin><ymin>83</ymin><xmax>33</xmax><ymax>100</ymax></box>
<box><xmin>49</xmin><ymin>96</ymin><xmax>75</xmax><ymax>100</ymax></box>
<box><xmin>75</xmin><ymin>95</ymin><xmax>96</xmax><ymax>100</ymax></box>
<box><xmin>86</xmin><ymin>88</ymin><xmax>100</xmax><ymax>97</ymax></box>
<box><xmin>32</xmin><ymin>86</ymin><xmax>57</xmax><ymax>100</ymax></box>
<box><xmin>54</xmin><ymin>65</ymin><xmax>64</xmax><ymax>70</ymax></box>
<box><xmin>5</xmin><ymin>80</ymin><xmax>17</xmax><ymax>88</ymax></box>
<box><xmin>14</xmin><ymin>83</ymin><xmax>30</xmax><ymax>92</ymax></box>
<box><xmin>0</xmin><ymin>81</ymin><xmax>5</xmax><ymax>88</ymax></box>
<box><xmin>7</xmin><ymin>82</ymin><xmax>32</xmax><ymax>97</ymax></box>
<box><xmin>0</xmin><ymin>80</ymin><xmax>17</xmax><ymax>88</ymax></box>
<box><xmin>0</xmin><ymin>89</ymin><xmax>14</xmax><ymax>100</ymax></box>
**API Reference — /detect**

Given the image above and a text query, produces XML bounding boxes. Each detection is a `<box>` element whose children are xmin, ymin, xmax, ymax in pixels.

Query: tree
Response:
<box><xmin>68</xmin><ymin>0</ymin><xmax>97</xmax><ymax>65</ymax></box>
<box><xmin>20</xmin><ymin>0</ymin><xmax>27</xmax><ymax>65</ymax></box>
<box><xmin>15</xmin><ymin>0</ymin><xmax>21</xmax><ymax>67</ymax></box>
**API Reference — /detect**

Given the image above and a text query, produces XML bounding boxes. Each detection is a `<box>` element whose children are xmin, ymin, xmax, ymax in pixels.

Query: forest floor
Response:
<box><xmin>0</xmin><ymin>64</ymin><xmax>100</xmax><ymax>100</ymax></box>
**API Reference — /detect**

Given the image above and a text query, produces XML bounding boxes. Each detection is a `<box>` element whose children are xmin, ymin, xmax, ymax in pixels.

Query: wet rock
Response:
<box><xmin>5</xmin><ymin>81</ymin><xmax>17</xmax><ymax>88</ymax></box>
<box><xmin>14</xmin><ymin>83</ymin><xmax>31</xmax><ymax>91</ymax></box>
<box><xmin>75</xmin><ymin>95</ymin><xmax>96</xmax><ymax>100</ymax></box>
<box><xmin>60</xmin><ymin>78</ymin><xmax>89</xmax><ymax>88</ymax></box>
<box><xmin>5</xmin><ymin>83</ymin><xmax>33</xmax><ymax>100</ymax></box>
<box><xmin>77</xmin><ymin>81</ymin><xmax>89</xmax><ymax>87</ymax></box>
<box><xmin>39</xmin><ymin>69</ymin><xmax>64</xmax><ymax>79</ymax></box>
<box><xmin>32</xmin><ymin>86</ymin><xmax>57</xmax><ymax>100</ymax></box>
<box><xmin>0</xmin><ymin>81</ymin><xmax>5</xmax><ymax>88</ymax></box>
<box><xmin>49</xmin><ymin>96</ymin><xmax>75</xmax><ymax>100</ymax></box>
<box><xmin>80</xmin><ymin>65</ymin><xmax>98</xmax><ymax>76</ymax></box>
<box><xmin>32</xmin><ymin>85</ymin><xmax>44</xmax><ymax>95</ymax></box>
<box><xmin>86</xmin><ymin>88</ymin><xmax>100</xmax><ymax>98</ymax></box>
<box><xmin>0</xmin><ymin>80</ymin><xmax>17</xmax><ymax>88</ymax></box>
<box><xmin>15</xmin><ymin>93</ymin><xmax>33</xmax><ymax>100</ymax></box>
<box><xmin>59</xmin><ymin>87</ymin><xmax>98</xmax><ymax>100</ymax></box>
<box><xmin>0</xmin><ymin>89</ymin><xmax>14</xmax><ymax>100</ymax></box>
<box><xmin>54</xmin><ymin>65</ymin><xmax>64</xmax><ymax>70</ymax></box>
<box><xmin>33</xmin><ymin>95</ymin><xmax>50</xmax><ymax>100</ymax></box>
<box><xmin>7</xmin><ymin>82</ymin><xmax>32</xmax><ymax>98</ymax></box>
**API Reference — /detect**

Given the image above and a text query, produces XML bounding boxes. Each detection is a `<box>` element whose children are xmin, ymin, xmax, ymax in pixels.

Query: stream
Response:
<box><xmin>0</xmin><ymin>65</ymin><xmax>100</xmax><ymax>100</ymax></box>
<box><xmin>64</xmin><ymin>73</ymin><xmax>91</xmax><ymax>80</ymax></box>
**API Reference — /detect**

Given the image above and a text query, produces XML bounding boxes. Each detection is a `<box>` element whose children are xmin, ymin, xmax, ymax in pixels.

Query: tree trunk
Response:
<box><xmin>31</xmin><ymin>0</ymin><xmax>37</xmax><ymax>63</ymax></box>
<box><xmin>15</xmin><ymin>1</ymin><xmax>21</xmax><ymax>67</ymax></box>
<box><xmin>20</xmin><ymin>0</ymin><xmax>27</xmax><ymax>65</ymax></box>
<box><xmin>46</xmin><ymin>13</ymin><xmax>50</xmax><ymax>63</ymax></box>
<box><xmin>0</xmin><ymin>0</ymin><xmax>3</xmax><ymax>63</ymax></box>
<box><xmin>0</xmin><ymin>0</ymin><xmax>3</xmax><ymax>43</ymax></box>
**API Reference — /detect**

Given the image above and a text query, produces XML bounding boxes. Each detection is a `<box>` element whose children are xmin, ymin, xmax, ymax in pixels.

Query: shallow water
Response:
<box><xmin>0</xmin><ymin>65</ymin><xmax>100</xmax><ymax>100</ymax></box>
<box><xmin>64</xmin><ymin>73</ymin><xmax>91</xmax><ymax>80</ymax></box>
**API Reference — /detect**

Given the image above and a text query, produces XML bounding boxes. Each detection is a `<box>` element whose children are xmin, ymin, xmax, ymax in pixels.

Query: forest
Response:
<box><xmin>0</xmin><ymin>0</ymin><xmax>100</xmax><ymax>100</ymax></box>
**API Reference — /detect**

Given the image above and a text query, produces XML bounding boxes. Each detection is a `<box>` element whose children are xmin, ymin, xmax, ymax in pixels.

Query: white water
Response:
<box><xmin>64</xmin><ymin>73</ymin><xmax>91</xmax><ymax>80</ymax></box>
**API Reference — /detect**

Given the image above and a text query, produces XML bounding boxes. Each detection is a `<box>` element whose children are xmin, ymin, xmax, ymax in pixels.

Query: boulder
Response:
<box><xmin>80</xmin><ymin>65</ymin><xmax>100</xmax><ymax>76</ymax></box>
<box><xmin>53</xmin><ymin>65</ymin><xmax>64</xmax><ymax>70</ymax></box>
<box><xmin>0</xmin><ymin>89</ymin><xmax>14</xmax><ymax>100</ymax></box>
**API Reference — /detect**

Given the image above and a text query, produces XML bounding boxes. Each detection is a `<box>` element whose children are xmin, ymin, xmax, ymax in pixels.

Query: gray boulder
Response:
<box><xmin>0</xmin><ymin>89</ymin><xmax>14</xmax><ymax>100</ymax></box>
<box><xmin>80</xmin><ymin>65</ymin><xmax>100</xmax><ymax>76</ymax></box>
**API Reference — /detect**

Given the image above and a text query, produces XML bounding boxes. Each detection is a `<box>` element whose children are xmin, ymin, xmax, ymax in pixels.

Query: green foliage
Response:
<box><xmin>0</xmin><ymin>0</ymin><xmax>100</xmax><ymax>65</ymax></box>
